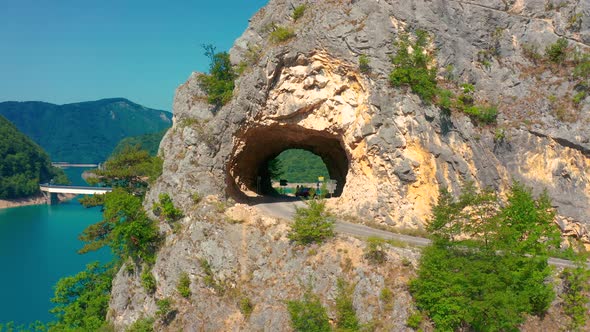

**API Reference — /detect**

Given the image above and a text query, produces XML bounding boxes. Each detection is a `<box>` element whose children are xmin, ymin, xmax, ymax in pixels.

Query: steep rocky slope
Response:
<box><xmin>109</xmin><ymin>0</ymin><xmax>590</xmax><ymax>330</ymax></box>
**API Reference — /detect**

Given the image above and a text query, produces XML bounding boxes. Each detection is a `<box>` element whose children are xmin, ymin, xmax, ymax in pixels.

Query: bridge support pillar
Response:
<box><xmin>49</xmin><ymin>193</ymin><xmax>59</xmax><ymax>205</ymax></box>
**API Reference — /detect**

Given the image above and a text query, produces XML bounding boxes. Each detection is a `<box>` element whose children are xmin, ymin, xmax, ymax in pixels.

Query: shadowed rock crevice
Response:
<box><xmin>227</xmin><ymin>124</ymin><xmax>349</xmax><ymax>199</ymax></box>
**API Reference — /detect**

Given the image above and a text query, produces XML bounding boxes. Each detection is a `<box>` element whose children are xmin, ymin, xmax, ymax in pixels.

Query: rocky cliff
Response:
<box><xmin>109</xmin><ymin>0</ymin><xmax>590</xmax><ymax>330</ymax></box>
<box><xmin>151</xmin><ymin>0</ymin><xmax>589</xmax><ymax>230</ymax></box>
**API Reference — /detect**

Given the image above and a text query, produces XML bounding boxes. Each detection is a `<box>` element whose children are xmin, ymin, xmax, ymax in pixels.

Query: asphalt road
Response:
<box><xmin>254</xmin><ymin>200</ymin><xmax>589</xmax><ymax>269</ymax></box>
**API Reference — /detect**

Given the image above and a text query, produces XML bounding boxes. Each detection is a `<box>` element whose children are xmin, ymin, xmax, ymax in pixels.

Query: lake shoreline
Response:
<box><xmin>0</xmin><ymin>193</ymin><xmax>77</xmax><ymax>210</ymax></box>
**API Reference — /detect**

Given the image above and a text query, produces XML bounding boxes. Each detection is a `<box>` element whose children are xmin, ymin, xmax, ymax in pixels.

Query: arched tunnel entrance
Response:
<box><xmin>227</xmin><ymin>125</ymin><xmax>349</xmax><ymax>200</ymax></box>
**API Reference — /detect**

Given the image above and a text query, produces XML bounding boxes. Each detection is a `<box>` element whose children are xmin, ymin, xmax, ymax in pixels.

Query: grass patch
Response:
<box><xmin>269</xmin><ymin>25</ymin><xmax>296</xmax><ymax>44</ymax></box>
<box><xmin>177</xmin><ymin>272</ymin><xmax>191</xmax><ymax>298</ymax></box>
<box><xmin>292</xmin><ymin>4</ymin><xmax>306</xmax><ymax>22</ymax></box>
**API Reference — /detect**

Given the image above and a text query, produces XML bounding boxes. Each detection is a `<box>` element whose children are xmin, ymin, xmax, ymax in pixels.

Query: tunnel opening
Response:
<box><xmin>227</xmin><ymin>125</ymin><xmax>349</xmax><ymax>200</ymax></box>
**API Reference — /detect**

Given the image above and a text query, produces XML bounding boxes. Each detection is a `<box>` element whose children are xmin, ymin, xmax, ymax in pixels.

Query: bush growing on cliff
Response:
<box><xmin>152</xmin><ymin>193</ymin><xmax>183</xmax><ymax>230</ymax></box>
<box><xmin>364</xmin><ymin>236</ymin><xmax>387</xmax><ymax>264</ymax></box>
<box><xmin>389</xmin><ymin>30</ymin><xmax>438</xmax><ymax>103</ymax></box>
<box><xmin>269</xmin><ymin>25</ymin><xmax>296</xmax><ymax>44</ymax></box>
<box><xmin>288</xmin><ymin>199</ymin><xmax>334</xmax><ymax>245</ymax></box>
<box><xmin>545</xmin><ymin>38</ymin><xmax>569</xmax><ymax>64</ymax></box>
<box><xmin>177</xmin><ymin>272</ymin><xmax>191</xmax><ymax>298</ymax></box>
<box><xmin>198</xmin><ymin>44</ymin><xmax>236</xmax><ymax>109</ymax></box>
<box><xmin>126</xmin><ymin>317</ymin><xmax>155</xmax><ymax>332</ymax></box>
<box><xmin>292</xmin><ymin>4</ymin><xmax>306</xmax><ymax>22</ymax></box>
<box><xmin>287</xmin><ymin>289</ymin><xmax>331</xmax><ymax>332</ymax></box>
<box><xmin>410</xmin><ymin>182</ymin><xmax>561</xmax><ymax>331</ymax></box>
<box><xmin>141</xmin><ymin>268</ymin><xmax>157</xmax><ymax>294</ymax></box>
<box><xmin>359</xmin><ymin>54</ymin><xmax>371</xmax><ymax>74</ymax></box>
<box><xmin>335</xmin><ymin>278</ymin><xmax>360</xmax><ymax>331</ymax></box>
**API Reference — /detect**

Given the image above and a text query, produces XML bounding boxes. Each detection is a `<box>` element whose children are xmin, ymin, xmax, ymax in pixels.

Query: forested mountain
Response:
<box><xmin>110</xmin><ymin>129</ymin><xmax>168</xmax><ymax>157</ymax></box>
<box><xmin>0</xmin><ymin>98</ymin><xmax>172</xmax><ymax>163</ymax></box>
<box><xmin>0</xmin><ymin>115</ymin><xmax>68</xmax><ymax>199</ymax></box>
<box><xmin>273</xmin><ymin>149</ymin><xmax>330</xmax><ymax>183</ymax></box>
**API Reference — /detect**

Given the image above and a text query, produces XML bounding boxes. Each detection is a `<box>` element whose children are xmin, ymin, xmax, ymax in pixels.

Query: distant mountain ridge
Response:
<box><xmin>0</xmin><ymin>98</ymin><xmax>172</xmax><ymax>163</ymax></box>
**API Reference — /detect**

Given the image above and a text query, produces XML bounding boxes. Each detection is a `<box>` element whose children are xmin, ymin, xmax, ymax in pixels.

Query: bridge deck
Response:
<box><xmin>39</xmin><ymin>184</ymin><xmax>112</xmax><ymax>195</ymax></box>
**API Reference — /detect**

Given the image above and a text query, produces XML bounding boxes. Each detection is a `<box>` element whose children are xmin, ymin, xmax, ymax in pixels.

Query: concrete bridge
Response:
<box><xmin>51</xmin><ymin>162</ymin><xmax>101</xmax><ymax>168</ymax></box>
<box><xmin>39</xmin><ymin>184</ymin><xmax>112</xmax><ymax>204</ymax></box>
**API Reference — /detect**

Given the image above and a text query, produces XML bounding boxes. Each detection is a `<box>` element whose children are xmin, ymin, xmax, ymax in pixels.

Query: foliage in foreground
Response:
<box><xmin>49</xmin><ymin>262</ymin><xmax>116</xmax><ymax>331</ymax></box>
<box><xmin>410</xmin><ymin>182</ymin><xmax>562</xmax><ymax>331</ymax></box>
<box><xmin>197</xmin><ymin>44</ymin><xmax>237</xmax><ymax>109</ymax></box>
<box><xmin>288</xmin><ymin>199</ymin><xmax>335</xmax><ymax>245</ymax></box>
<box><xmin>287</xmin><ymin>289</ymin><xmax>331</xmax><ymax>332</ymax></box>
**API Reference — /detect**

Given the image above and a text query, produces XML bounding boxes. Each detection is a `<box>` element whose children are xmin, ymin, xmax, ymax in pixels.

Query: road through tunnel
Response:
<box><xmin>227</xmin><ymin>124</ymin><xmax>349</xmax><ymax>200</ymax></box>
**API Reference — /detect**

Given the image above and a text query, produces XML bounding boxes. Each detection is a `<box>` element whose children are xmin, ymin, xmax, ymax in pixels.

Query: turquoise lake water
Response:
<box><xmin>0</xmin><ymin>168</ymin><xmax>111</xmax><ymax>325</ymax></box>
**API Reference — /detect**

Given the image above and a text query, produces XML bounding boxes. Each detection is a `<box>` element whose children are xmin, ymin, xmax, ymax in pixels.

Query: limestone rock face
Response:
<box><xmin>112</xmin><ymin>0</ymin><xmax>590</xmax><ymax>329</ymax></box>
<box><xmin>109</xmin><ymin>203</ymin><xmax>421</xmax><ymax>331</ymax></box>
<box><xmin>148</xmin><ymin>0</ymin><xmax>590</xmax><ymax>228</ymax></box>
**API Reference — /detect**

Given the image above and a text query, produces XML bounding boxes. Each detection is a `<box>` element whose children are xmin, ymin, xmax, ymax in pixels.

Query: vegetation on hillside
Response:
<box><xmin>111</xmin><ymin>129</ymin><xmax>168</xmax><ymax>157</ymax></box>
<box><xmin>0</xmin><ymin>98</ymin><xmax>172</xmax><ymax>163</ymax></box>
<box><xmin>390</xmin><ymin>31</ymin><xmax>497</xmax><ymax>124</ymax></box>
<box><xmin>410</xmin><ymin>182</ymin><xmax>563</xmax><ymax>331</ymax></box>
<box><xmin>390</xmin><ymin>30</ymin><xmax>438</xmax><ymax>103</ymax></box>
<box><xmin>0</xmin><ymin>115</ymin><xmax>69</xmax><ymax>199</ymax></box>
<box><xmin>198</xmin><ymin>45</ymin><xmax>237</xmax><ymax>109</ymax></box>
<box><xmin>270</xmin><ymin>149</ymin><xmax>330</xmax><ymax>183</ymax></box>
<box><xmin>287</xmin><ymin>288</ymin><xmax>331</xmax><ymax>332</ymax></box>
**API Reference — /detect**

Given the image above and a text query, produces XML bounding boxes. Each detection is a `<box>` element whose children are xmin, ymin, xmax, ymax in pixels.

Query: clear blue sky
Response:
<box><xmin>0</xmin><ymin>0</ymin><xmax>268</xmax><ymax>111</ymax></box>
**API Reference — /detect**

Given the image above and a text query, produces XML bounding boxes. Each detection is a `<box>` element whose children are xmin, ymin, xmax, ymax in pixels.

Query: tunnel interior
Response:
<box><xmin>228</xmin><ymin>125</ymin><xmax>350</xmax><ymax>199</ymax></box>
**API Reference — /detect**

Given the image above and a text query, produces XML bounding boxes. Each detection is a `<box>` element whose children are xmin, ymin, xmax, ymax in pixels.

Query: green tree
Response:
<box><xmin>49</xmin><ymin>262</ymin><xmax>115</xmax><ymax>331</ymax></box>
<box><xmin>411</xmin><ymin>182</ymin><xmax>562</xmax><ymax>331</ymax></box>
<box><xmin>198</xmin><ymin>44</ymin><xmax>236</xmax><ymax>109</ymax></box>
<box><xmin>288</xmin><ymin>199</ymin><xmax>335</xmax><ymax>245</ymax></box>
<box><xmin>84</xmin><ymin>145</ymin><xmax>162</xmax><ymax>198</ymax></box>
<box><xmin>79</xmin><ymin>188</ymin><xmax>161</xmax><ymax>264</ymax></box>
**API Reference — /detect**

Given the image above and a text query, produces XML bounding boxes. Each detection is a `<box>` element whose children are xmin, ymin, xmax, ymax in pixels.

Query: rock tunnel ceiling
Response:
<box><xmin>227</xmin><ymin>124</ymin><xmax>349</xmax><ymax>198</ymax></box>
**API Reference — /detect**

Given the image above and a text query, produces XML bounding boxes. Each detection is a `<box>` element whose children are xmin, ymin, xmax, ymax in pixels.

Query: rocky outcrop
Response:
<box><xmin>112</xmin><ymin>0</ymin><xmax>590</xmax><ymax>329</ymax></box>
<box><xmin>148</xmin><ymin>0</ymin><xmax>589</xmax><ymax>228</ymax></box>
